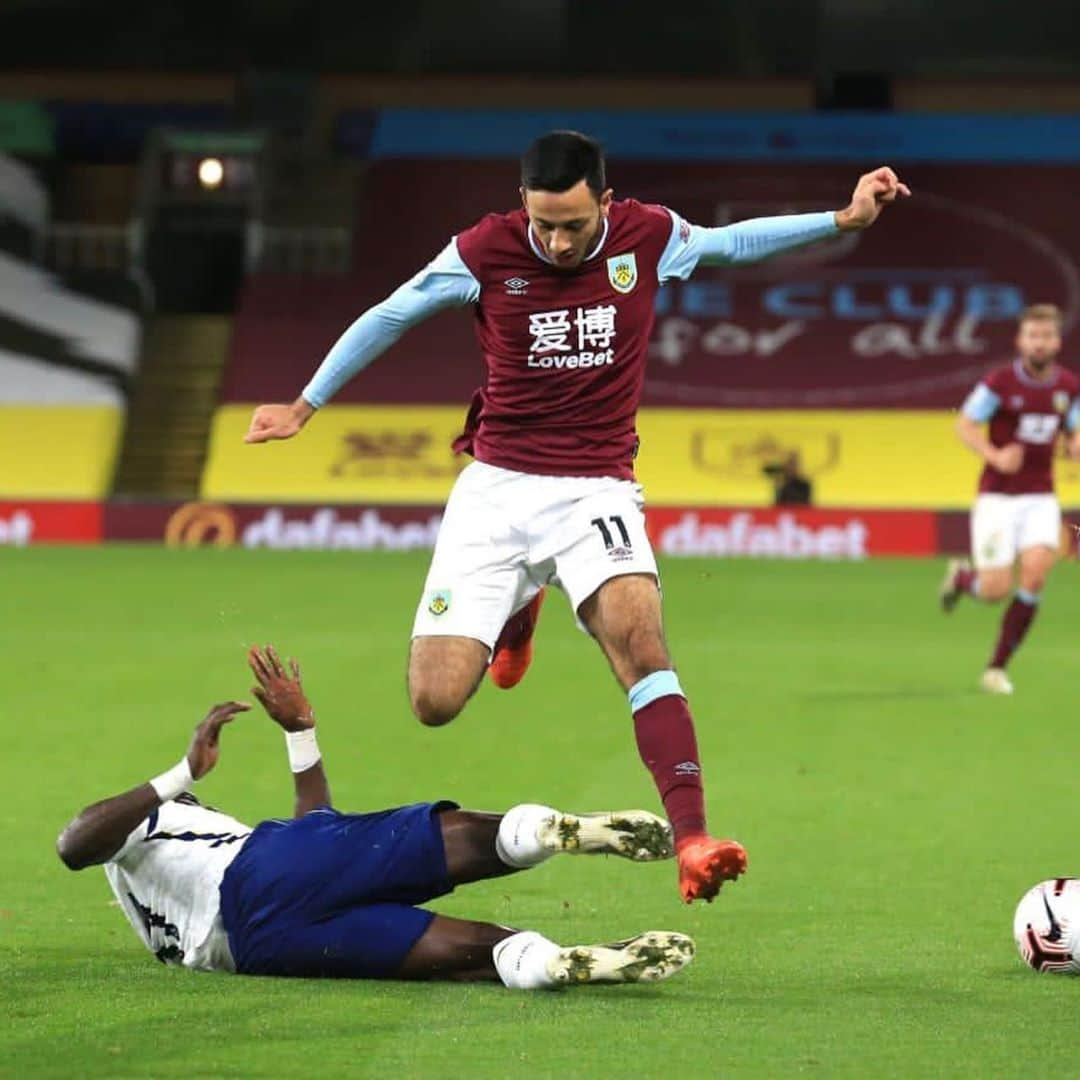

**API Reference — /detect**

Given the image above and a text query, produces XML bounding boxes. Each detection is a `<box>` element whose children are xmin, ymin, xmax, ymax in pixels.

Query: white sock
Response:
<box><xmin>493</xmin><ymin>931</ymin><xmax>561</xmax><ymax>990</ymax></box>
<box><xmin>496</xmin><ymin>803</ymin><xmax>558</xmax><ymax>868</ymax></box>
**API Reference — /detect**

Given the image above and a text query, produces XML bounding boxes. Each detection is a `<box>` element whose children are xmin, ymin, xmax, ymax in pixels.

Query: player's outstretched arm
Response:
<box><xmin>833</xmin><ymin>166</ymin><xmax>911</xmax><ymax>231</ymax></box>
<box><xmin>248</xmin><ymin>645</ymin><xmax>331</xmax><ymax>817</ymax></box>
<box><xmin>244</xmin><ymin>242</ymin><xmax>480</xmax><ymax>444</ymax></box>
<box><xmin>56</xmin><ymin>701</ymin><xmax>250</xmax><ymax>870</ymax></box>
<box><xmin>245</xmin><ymin>397</ymin><xmax>316</xmax><ymax>444</ymax></box>
<box><xmin>664</xmin><ymin>166</ymin><xmax>910</xmax><ymax>277</ymax></box>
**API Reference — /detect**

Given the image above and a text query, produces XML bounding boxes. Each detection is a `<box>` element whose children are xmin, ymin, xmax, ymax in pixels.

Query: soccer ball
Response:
<box><xmin>1013</xmin><ymin>878</ymin><xmax>1080</xmax><ymax>974</ymax></box>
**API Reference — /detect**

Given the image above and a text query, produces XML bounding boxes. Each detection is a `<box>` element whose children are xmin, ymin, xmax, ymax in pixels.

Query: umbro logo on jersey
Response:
<box><xmin>504</xmin><ymin>277</ymin><xmax>530</xmax><ymax>295</ymax></box>
<box><xmin>1010</xmin><ymin>396</ymin><xmax>1025</xmax><ymax>409</ymax></box>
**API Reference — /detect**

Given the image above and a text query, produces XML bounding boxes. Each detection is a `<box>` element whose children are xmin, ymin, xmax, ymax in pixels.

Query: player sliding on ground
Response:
<box><xmin>940</xmin><ymin>304</ymin><xmax>1080</xmax><ymax>695</ymax></box>
<box><xmin>245</xmin><ymin>131</ymin><xmax>910</xmax><ymax>901</ymax></box>
<box><xmin>56</xmin><ymin>646</ymin><xmax>691</xmax><ymax>988</ymax></box>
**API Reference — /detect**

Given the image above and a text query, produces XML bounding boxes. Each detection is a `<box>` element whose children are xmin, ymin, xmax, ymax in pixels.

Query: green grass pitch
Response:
<box><xmin>4</xmin><ymin>547</ymin><xmax>1080</xmax><ymax>1077</ymax></box>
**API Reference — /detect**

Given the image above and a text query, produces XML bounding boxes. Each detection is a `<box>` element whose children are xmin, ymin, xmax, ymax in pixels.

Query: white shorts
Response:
<box><xmin>970</xmin><ymin>493</ymin><xmax>1061</xmax><ymax>569</ymax></box>
<box><xmin>413</xmin><ymin>461</ymin><xmax>658</xmax><ymax>649</ymax></box>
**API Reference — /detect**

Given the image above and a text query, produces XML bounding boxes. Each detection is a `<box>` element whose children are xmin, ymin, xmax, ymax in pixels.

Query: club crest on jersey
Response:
<box><xmin>1054</xmin><ymin>390</ymin><xmax>1070</xmax><ymax>414</ymax></box>
<box><xmin>607</xmin><ymin>253</ymin><xmax>637</xmax><ymax>294</ymax></box>
<box><xmin>426</xmin><ymin>589</ymin><xmax>451</xmax><ymax>616</ymax></box>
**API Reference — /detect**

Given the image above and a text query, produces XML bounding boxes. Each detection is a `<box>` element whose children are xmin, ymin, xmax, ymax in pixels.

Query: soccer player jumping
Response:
<box><xmin>245</xmin><ymin>131</ymin><xmax>910</xmax><ymax>901</ymax></box>
<box><xmin>941</xmin><ymin>304</ymin><xmax>1080</xmax><ymax>694</ymax></box>
<box><xmin>56</xmin><ymin>646</ymin><xmax>692</xmax><ymax>988</ymax></box>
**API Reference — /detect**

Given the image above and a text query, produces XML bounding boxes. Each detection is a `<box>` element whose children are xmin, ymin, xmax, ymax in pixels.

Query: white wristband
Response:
<box><xmin>150</xmin><ymin>757</ymin><xmax>194</xmax><ymax>802</ymax></box>
<box><xmin>285</xmin><ymin>729</ymin><xmax>321</xmax><ymax>773</ymax></box>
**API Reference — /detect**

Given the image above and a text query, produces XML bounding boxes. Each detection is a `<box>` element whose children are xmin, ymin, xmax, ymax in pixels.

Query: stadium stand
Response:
<box><xmin>0</xmin><ymin>152</ymin><xmax>47</xmax><ymax>259</ymax></box>
<box><xmin>111</xmin><ymin>315</ymin><xmax>231</xmax><ymax>498</ymax></box>
<box><xmin>203</xmin><ymin>110</ymin><xmax>1080</xmax><ymax>511</ymax></box>
<box><xmin>0</xmin><ymin>152</ymin><xmax>141</xmax><ymax>498</ymax></box>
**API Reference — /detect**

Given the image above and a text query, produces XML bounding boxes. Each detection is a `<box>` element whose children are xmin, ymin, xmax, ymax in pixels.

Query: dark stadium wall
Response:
<box><xmin>1</xmin><ymin>0</ymin><xmax>1078</xmax><ymax>80</ymax></box>
<box><xmin>223</xmin><ymin>156</ymin><xmax>1080</xmax><ymax>411</ymax></box>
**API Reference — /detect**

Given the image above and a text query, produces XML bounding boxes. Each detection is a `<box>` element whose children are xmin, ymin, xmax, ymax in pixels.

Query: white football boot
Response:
<box><xmin>535</xmin><ymin>810</ymin><xmax>674</xmax><ymax>861</ymax></box>
<box><xmin>547</xmin><ymin>932</ymin><xmax>695</xmax><ymax>986</ymax></box>
<box><xmin>981</xmin><ymin>667</ymin><xmax>1015</xmax><ymax>695</ymax></box>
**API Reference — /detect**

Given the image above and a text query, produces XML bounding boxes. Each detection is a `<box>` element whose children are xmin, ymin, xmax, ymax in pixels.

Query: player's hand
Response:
<box><xmin>244</xmin><ymin>400</ymin><xmax>314</xmax><ymax>444</ymax></box>
<box><xmin>835</xmin><ymin>166</ymin><xmax>911</xmax><ymax>230</ymax></box>
<box><xmin>248</xmin><ymin>645</ymin><xmax>315</xmax><ymax>732</ymax></box>
<box><xmin>186</xmin><ymin>701</ymin><xmax>251</xmax><ymax>780</ymax></box>
<box><xmin>992</xmin><ymin>442</ymin><xmax>1024</xmax><ymax>474</ymax></box>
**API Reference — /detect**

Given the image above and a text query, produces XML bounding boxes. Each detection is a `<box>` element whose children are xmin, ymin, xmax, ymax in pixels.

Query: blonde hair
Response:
<box><xmin>1019</xmin><ymin>303</ymin><xmax>1062</xmax><ymax>328</ymax></box>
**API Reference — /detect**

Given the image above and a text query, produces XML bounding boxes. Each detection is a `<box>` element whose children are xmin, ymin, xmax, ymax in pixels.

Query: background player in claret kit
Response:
<box><xmin>245</xmin><ymin>131</ymin><xmax>910</xmax><ymax>902</ymax></box>
<box><xmin>941</xmin><ymin>304</ymin><xmax>1080</xmax><ymax>694</ymax></box>
<box><xmin>56</xmin><ymin>646</ymin><xmax>692</xmax><ymax>989</ymax></box>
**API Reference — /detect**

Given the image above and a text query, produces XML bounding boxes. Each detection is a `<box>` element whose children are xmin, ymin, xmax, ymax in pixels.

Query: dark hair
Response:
<box><xmin>521</xmin><ymin>130</ymin><xmax>606</xmax><ymax>197</ymax></box>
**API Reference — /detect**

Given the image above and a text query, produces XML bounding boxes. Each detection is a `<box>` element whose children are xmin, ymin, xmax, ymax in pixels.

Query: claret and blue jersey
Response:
<box><xmin>960</xmin><ymin>359</ymin><xmax>1080</xmax><ymax>495</ymax></box>
<box><xmin>301</xmin><ymin>200</ymin><xmax>838</xmax><ymax>480</ymax></box>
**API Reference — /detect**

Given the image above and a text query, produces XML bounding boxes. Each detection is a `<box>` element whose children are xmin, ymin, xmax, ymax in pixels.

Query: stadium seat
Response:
<box><xmin>0</xmin><ymin>157</ymin><xmax>140</xmax><ymax>498</ymax></box>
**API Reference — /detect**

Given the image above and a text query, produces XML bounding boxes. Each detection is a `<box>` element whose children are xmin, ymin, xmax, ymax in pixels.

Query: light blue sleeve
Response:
<box><xmin>1066</xmin><ymin>398</ymin><xmax>1080</xmax><ymax>433</ymax></box>
<box><xmin>960</xmin><ymin>383</ymin><xmax>1001</xmax><ymax>423</ymax></box>
<box><xmin>657</xmin><ymin>208</ymin><xmax>840</xmax><ymax>283</ymax></box>
<box><xmin>302</xmin><ymin>240</ymin><xmax>480</xmax><ymax>408</ymax></box>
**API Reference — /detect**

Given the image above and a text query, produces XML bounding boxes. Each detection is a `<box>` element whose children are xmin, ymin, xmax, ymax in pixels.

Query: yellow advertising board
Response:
<box><xmin>203</xmin><ymin>405</ymin><xmax>470</xmax><ymax>504</ymax></box>
<box><xmin>636</xmin><ymin>409</ymin><xmax>978</xmax><ymax>508</ymax></box>
<box><xmin>203</xmin><ymin>404</ymin><xmax>1080</xmax><ymax>509</ymax></box>
<box><xmin>0</xmin><ymin>406</ymin><xmax>123</xmax><ymax>498</ymax></box>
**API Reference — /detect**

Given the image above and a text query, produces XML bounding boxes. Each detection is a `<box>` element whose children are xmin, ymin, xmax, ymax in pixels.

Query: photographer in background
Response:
<box><xmin>763</xmin><ymin>451</ymin><xmax>813</xmax><ymax>506</ymax></box>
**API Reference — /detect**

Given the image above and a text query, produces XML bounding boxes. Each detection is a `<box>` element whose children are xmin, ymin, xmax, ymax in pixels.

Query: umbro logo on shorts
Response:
<box><xmin>674</xmin><ymin>761</ymin><xmax>701</xmax><ymax>776</ymax></box>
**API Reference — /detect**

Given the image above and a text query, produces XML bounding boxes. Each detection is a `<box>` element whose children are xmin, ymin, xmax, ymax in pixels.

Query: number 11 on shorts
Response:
<box><xmin>591</xmin><ymin>516</ymin><xmax>632</xmax><ymax>550</ymax></box>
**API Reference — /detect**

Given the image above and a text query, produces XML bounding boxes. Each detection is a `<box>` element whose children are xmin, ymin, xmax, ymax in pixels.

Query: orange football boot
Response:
<box><xmin>488</xmin><ymin>589</ymin><xmax>546</xmax><ymax>689</ymax></box>
<box><xmin>677</xmin><ymin>836</ymin><xmax>748</xmax><ymax>903</ymax></box>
